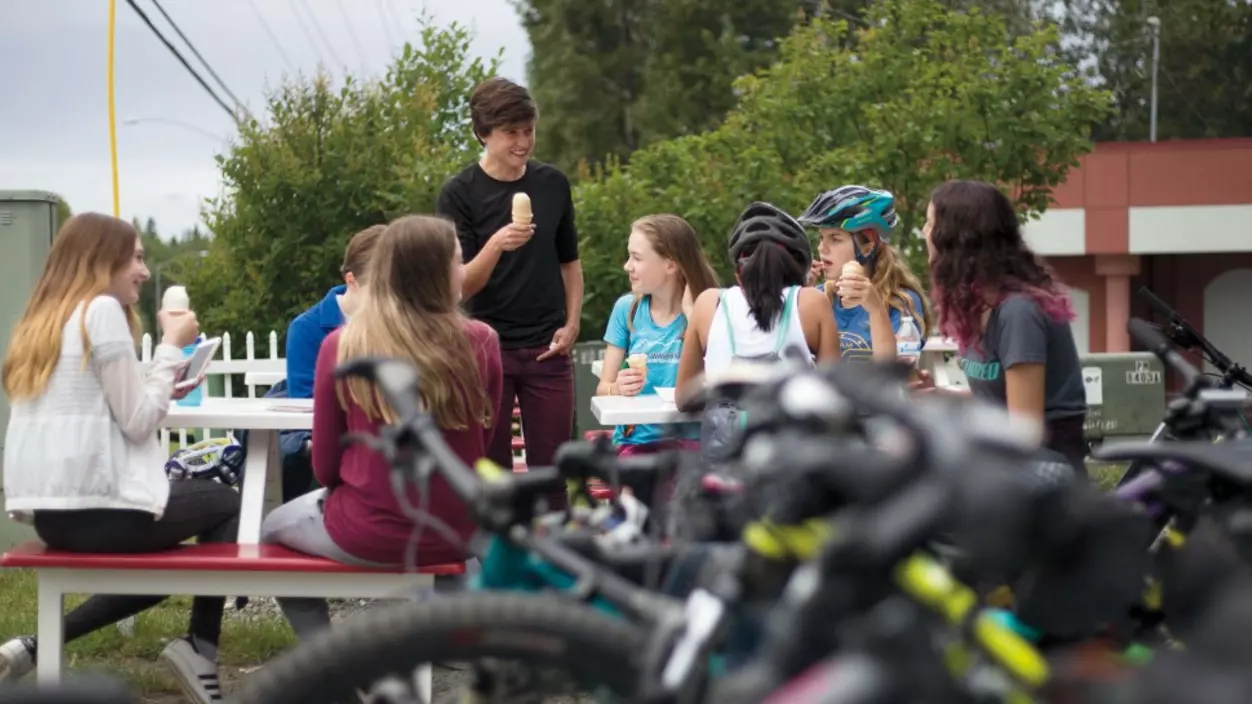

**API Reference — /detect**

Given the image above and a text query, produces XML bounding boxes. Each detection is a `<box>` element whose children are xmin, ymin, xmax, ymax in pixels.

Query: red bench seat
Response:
<box><xmin>0</xmin><ymin>540</ymin><xmax>464</xmax><ymax>575</ymax></box>
<box><xmin>3</xmin><ymin>540</ymin><xmax>454</xmax><ymax>691</ymax></box>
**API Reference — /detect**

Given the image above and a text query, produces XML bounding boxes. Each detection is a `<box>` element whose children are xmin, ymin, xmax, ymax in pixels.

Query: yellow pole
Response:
<box><xmin>107</xmin><ymin>0</ymin><xmax>121</xmax><ymax>217</ymax></box>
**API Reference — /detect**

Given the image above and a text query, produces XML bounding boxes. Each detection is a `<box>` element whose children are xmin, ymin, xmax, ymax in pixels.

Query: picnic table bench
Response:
<box><xmin>0</xmin><ymin>398</ymin><xmax>466</xmax><ymax>700</ymax></box>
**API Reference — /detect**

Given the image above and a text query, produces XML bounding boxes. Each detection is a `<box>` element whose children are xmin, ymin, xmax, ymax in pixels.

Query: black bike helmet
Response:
<box><xmin>727</xmin><ymin>201</ymin><xmax>812</xmax><ymax>272</ymax></box>
<box><xmin>798</xmin><ymin>185</ymin><xmax>899</xmax><ymax>242</ymax></box>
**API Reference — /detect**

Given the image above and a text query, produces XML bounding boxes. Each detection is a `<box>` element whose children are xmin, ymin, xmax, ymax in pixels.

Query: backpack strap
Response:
<box><xmin>718</xmin><ymin>289</ymin><xmax>738</xmax><ymax>357</ymax></box>
<box><xmin>771</xmin><ymin>286</ymin><xmax>797</xmax><ymax>355</ymax></box>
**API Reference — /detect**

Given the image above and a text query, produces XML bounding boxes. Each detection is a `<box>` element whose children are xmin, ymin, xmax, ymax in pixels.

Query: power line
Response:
<box><xmin>300</xmin><ymin>0</ymin><xmax>347</xmax><ymax>72</ymax></box>
<box><xmin>287</xmin><ymin>0</ymin><xmax>323</xmax><ymax>60</ymax></box>
<box><xmin>146</xmin><ymin>0</ymin><xmax>247</xmax><ymax>114</ymax></box>
<box><xmin>335</xmin><ymin>0</ymin><xmax>369</xmax><ymax>72</ymax></box>
<box><xmin>375</xmin><ymin>0</ymin><xmax>398</xmax><ymax>49</ymax></box>
<box><xmin>384</xmin><ymin>0</ymin><xmax>408</xmax><ymax>38</ymax></box>
<box><xmin>245</xmin><ymin>0</ymin><xmax>296</xmax><ymax>73</ymax></box>
<box><xmin>123</xmin><ymin>0</ymin><xmax>237</xmax><ymax>122</ymax></box>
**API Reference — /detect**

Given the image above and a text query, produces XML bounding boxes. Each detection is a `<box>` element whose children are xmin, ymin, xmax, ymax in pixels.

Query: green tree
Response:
<box><xmin>1055</xmin><ymin>0</ymin><xmax>1252</xmax><ymax>141</ymax></box>
<box><xmin>572</xmin><ymin>0</ymin><xmax>1112</xmax><ymax>336</ymax></box>
<box><xmin>517</xmin><ymin>0</ymin><xmax>1057</xmax><ymax>174</ymax></box>
<box><xmin>187</xmin><ymin>19</ymin><xmax>500</xmax><ymax>341</ymax></box>
<box><xmin>514</xmin><ymin>0</ymin><xmax>822</xmax><ymax>174</ymax></box>
<box><xmin>51</xmin><ymin>194</ymin><xmax>72</xmax><ymax>230</ymax></box>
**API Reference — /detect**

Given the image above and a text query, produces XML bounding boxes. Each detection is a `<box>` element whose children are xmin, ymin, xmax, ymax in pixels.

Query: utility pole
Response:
<box><xmin>1147</xmin><ymin>16</ymin><xmax>1160</xmax><ymax>143</ymax></box>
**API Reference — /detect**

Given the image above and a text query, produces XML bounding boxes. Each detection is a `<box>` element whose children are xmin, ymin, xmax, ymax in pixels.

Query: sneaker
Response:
<box><xmin>0</xmin><ymin>637</ymin><xmax>35</xmax><ymax>682</ymax></box>
<box><xmin>160</xmin><ymin>637</ymin><xmax>223</xmax><ymax>703</ymax></box>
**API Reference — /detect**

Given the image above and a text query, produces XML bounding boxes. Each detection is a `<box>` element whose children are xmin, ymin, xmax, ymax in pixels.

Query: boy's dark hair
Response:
<box><xmin>469</xmin><ymin>78</ymin><xmax>538</xmax><ymax>145</ymax></box>
<box><xmin>341</xmin><ymin>224</ymin><xmax>386</xmax><ymax>280</ymax></box>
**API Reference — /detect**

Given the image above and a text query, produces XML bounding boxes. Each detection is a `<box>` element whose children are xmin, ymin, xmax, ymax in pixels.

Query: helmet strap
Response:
<box><xmin>853</xmin><ymin>234</ymin><xmax>881</xmax><ymax>273</ymax></box>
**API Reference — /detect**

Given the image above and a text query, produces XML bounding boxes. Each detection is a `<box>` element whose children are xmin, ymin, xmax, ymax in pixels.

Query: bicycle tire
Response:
<box><xmin>230</xmin><ymin>593</ymin><xmax>651</xmax><ymax>704</ymax></box>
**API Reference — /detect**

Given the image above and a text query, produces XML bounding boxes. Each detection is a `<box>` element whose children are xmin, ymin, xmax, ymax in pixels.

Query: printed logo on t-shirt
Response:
<box><xmin>839</xmin><ymin>331</ymin><xmax>874</xmax><ymax>363</ymax></box>
<box><xmin>960</xmin><ymin>358</ymin><xmax>1002</xmax><ymax>381</ymax></box>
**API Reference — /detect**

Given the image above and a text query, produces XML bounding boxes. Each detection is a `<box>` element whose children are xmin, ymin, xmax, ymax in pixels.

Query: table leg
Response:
<box><xmin>238</xmin><ymin>430</ymin><xmax>275</xmax><ymax>545</ymax></box>
<box><xmin>35</xmin><ymin>576</ymin><xmax>64</xmax><ymax>683</ymax></box>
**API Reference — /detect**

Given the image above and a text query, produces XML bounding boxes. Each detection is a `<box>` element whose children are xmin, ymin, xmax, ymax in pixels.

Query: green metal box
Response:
<box><xmin>573</xmin><ymin>341</ymin><xmax>611</xmax><ymax>437</ymax></box>
<box><xmin>0</xmin><ymin>191</ymin><xmax>60</xmax><ymax>547</ymax></box>
<box><xmin>1079</xmin><ymin>352</ymin><xmax>1165</xmax><ymax>441</ymax></box>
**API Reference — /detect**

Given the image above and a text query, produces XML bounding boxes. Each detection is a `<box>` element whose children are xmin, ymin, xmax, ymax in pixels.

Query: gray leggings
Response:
<box><xmin>261</xmin><ymin>489</ymin><xmax>470</xmax><ymax>640</ymax></box>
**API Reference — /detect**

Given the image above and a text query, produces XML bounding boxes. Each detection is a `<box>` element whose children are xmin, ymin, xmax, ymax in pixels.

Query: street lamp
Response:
<box><xmin>1147</xmin><ymin>16</ymin><xmax>1160</xmax><ymax>143</ymax></box>
<box><xmin>123</xmin><ymin>117</ymin><xmax>226</xmax><ymax>142</ymax></box>
<box><xmin>153</xmin><ymin>250</ymin><xmax>210</xmax><ymax>314</ymax></box>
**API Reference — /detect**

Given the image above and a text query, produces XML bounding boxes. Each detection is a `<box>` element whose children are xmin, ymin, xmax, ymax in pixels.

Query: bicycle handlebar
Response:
<box><xmin>1128</xmin><ymin>317</ymin><xmax>1201</xmax><ymax>389</ymax></box>
<box><xmin>1138</xmin><ymin>287</ymin><xmax>1252</xmax><ymax>388</ymax></box>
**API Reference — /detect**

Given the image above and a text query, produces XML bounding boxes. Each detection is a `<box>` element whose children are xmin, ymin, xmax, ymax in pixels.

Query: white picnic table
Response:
<box><xmin>590</xmin><ymin>395</ymin><xmax>692</xmax><ymax>426</ymax></box>
<box><xmin>163</xmin><ymin>397</ymin><xmax>313</xmax><ymax>544</ymax></box>
<box><xmin>588</xmin><ymin>336</ymin><xmax>967</xmax><ymax>391</ymax></box>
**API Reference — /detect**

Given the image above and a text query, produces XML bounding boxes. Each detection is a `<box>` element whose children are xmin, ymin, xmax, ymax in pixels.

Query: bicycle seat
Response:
<box><xmin>1093</xmin><ymin>439</ymin><xmax>1252</xmax><ymax>486</ymax></box>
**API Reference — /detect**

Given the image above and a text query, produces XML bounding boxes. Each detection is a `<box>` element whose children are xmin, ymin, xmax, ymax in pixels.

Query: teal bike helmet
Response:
<box><xmin>799</xmin><ymin>185</ymin><xmax>898</xmax><ymax>267</ymax></box>
<box><xmin>798</xmin><ymin>185</ymin><xmax>899</xmax><ymax>241</ymax></box>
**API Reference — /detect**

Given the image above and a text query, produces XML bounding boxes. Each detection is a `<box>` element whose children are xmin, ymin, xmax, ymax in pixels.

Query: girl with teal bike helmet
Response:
<box><xmin>799</xmin><ymin>185</ymin><xmax>933</xmax><ymax>364</ymax></box>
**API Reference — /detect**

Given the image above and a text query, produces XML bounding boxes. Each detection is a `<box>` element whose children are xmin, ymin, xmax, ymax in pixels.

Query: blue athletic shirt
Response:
<box><xmin>602</xmin><ymin>294</ymin><xmax>701</xmax><ymax>446</ymax></box>
<box><xmin>816</xmin><ymin>285</ymin><xmax>927</xmax><ymax>362</ymax></box>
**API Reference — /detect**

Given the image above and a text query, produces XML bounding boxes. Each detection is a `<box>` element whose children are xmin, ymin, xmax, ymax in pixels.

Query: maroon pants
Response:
<box><xmin>488</xmin><ymin>347</ymin><xmax>575</xmax><ymax>501</ymax></box>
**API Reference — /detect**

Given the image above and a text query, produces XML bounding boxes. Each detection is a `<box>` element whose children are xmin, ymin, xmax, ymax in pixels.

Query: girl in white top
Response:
<box><xmin>678</xmin><ymin>201</ymin><xmax>839</xmax><ymax>391</ymax></box>
<box><xmin>0</xmin><ymin>213</ymin><xmax>236</xmax><ymax>703</ymax></box>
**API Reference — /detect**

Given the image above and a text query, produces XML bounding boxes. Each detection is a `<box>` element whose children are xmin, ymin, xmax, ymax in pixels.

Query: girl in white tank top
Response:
<box><xmin>704</xmin><ymin>285</ymin><xmax>813</xmax><ymax>374</ymax></box>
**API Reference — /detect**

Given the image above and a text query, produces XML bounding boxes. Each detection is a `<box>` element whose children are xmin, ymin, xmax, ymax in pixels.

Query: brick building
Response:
<box><xmin>1024</xmin><ymin>138</ymin><xmax>1252</xmax><ymax>370</ymax></box>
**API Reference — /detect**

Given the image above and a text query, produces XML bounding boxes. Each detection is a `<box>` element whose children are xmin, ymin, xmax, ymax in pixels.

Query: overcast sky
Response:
<box><xmin>0</xmin><ymin>0</ymin><xmax>529</xmax><ymax>238</ymax></box>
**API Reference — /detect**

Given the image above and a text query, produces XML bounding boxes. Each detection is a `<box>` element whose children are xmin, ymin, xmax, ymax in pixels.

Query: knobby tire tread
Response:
<box><xmin>230</xmin><ymin>593</ymin><xmax>649</xmax><ymax>704</ymax></box>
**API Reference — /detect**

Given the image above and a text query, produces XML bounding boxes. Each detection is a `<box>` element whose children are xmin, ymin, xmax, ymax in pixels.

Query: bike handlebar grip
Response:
<box><xmin>1128</xmin><ymin>317</ymin><xmax>1198</xmax><ymax>385</ymax></box>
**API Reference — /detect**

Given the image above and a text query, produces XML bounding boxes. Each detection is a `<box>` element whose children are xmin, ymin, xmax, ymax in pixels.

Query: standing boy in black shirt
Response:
<box><xmin>436</xmin><ymin>77</ymin><xmax>583</xmax><ymax>487</ymax></box>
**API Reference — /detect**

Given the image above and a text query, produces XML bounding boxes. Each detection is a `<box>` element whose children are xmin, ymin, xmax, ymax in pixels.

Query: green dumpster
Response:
<box><xmin>573</xmin><ymin>341</ymin><xmax>611</xmax><ymax>438</ymax></box>
<box><xmin>1078</xmin><ymin>352</ymin><xmax>1166</xmax><ymax>443</ymax></box>
<box><xmin>0</xmin><ymin>191</ymin><xmax>61</xmax><ymax>548</ymax></box>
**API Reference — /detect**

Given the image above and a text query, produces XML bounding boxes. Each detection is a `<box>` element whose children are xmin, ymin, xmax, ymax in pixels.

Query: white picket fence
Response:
<box><xmin>141</xmin><ymin>331</ymin><xmax>286</xmax><ymax>448</ymax></box>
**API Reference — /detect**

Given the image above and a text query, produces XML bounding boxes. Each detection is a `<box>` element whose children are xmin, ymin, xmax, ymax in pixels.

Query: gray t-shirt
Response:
<box><xmin>959</xmin><ymin>294</ymin><xmax>1086</xmax><ymax>420</ymax></box>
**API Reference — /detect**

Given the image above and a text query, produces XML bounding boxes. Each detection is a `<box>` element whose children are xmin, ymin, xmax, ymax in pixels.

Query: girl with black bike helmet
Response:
<box><xmin>799</xmin><ymin>185</ymin><xmax>933</xmax><ymax>363</ymax></box>
<box><xmin>677</xmin><ymin>202</ymin><xmax>838</xmax><ymax>394</ymax></box>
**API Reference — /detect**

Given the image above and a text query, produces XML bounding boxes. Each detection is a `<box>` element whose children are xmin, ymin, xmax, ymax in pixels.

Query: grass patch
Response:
<box><xmin>0</xmin><ymin>568</ymin><xmax>295</xmax><ymax>698</ymax></box>
<box><xmin>1088</xmin><ymin>460</ymin><xmax>1129</xmax><ymax>491</ymax></box>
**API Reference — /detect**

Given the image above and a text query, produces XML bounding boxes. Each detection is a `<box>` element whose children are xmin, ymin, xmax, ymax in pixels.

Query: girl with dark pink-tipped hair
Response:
<box><xmin>921</xmin><ymin>180</ymin><xmax>1088</xmax><ymax>473</ymax></box>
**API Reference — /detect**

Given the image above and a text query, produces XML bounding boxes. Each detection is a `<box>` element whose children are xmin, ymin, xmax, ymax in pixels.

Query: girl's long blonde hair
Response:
<box><xmin>2</xmin><ymin>214</ymin><xmax>142</xmax><ymax>400</ymax></box>
<box><xmin>827</xmin><ymin>239</ymin><xmax>934</xmax><ymax>337</ymax></box>
<box><xmin>627</xmin><ymin>214</ymin><xmax>720</xmax><ymax>332</ymax></box>
<box><xmin>336</xmin><ymin>215</ymin><xmax>493</xmax><ymax>430</ymax></box>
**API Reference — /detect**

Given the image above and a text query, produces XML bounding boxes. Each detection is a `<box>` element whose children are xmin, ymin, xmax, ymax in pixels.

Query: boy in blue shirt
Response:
<box><xmin>280</xmin><ymin>224</ymin><xmax>384</xmax><ymax>500</ymax></box>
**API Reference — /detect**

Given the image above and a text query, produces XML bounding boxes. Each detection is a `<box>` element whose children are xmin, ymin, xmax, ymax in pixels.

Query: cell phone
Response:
<box><xmin>175</xmin><ymin>337</ymin><xmax>222</xmax><ymax>390</ymax></box>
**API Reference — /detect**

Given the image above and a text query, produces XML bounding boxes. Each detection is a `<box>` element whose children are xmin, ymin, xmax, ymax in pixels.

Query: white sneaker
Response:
<box><xmin>0</xmin><ymin>637</ymin><xmax>35</xmax><ymax>682</ymax></box>
<box><xmin>160</xmin><ymin>637</ymin><xmax>223</xmax><ymax>703</ymax></box>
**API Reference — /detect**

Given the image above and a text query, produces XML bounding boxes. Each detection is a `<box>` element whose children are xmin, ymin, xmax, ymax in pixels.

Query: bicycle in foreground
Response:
<box><xmin>233</xmin><ymin>318</ymin><xmax>1252</xmax><ymax>703</ymax></box>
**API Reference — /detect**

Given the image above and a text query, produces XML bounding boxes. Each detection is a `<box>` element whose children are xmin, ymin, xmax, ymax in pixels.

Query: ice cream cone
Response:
<box><xmin>839</xmin><ymin>261</ymin><xmax>865</xmax><ymax>307</ymax></box>
<box><xmin>627</xmin><ymin>353</ymin><xmax>648</xmax><ymax>382</ymax></box>
<box><xmin>512</xmin><ymin>192</ymin><xmax>532</xmax><ymax>227</ymax></box>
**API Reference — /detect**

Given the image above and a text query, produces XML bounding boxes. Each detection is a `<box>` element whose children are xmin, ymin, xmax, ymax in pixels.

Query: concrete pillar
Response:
<box><xmin>1095</xmin><ymin>255</ymin><xmax>1142</xmax><ymax>353</ymax></box>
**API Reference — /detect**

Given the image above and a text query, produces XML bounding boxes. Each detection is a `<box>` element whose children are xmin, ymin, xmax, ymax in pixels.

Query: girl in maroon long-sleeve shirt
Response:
<box><xmin>258</xmin><ymin>215</ymin><xmax>503</xmax><ymax>643</ymax></box>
